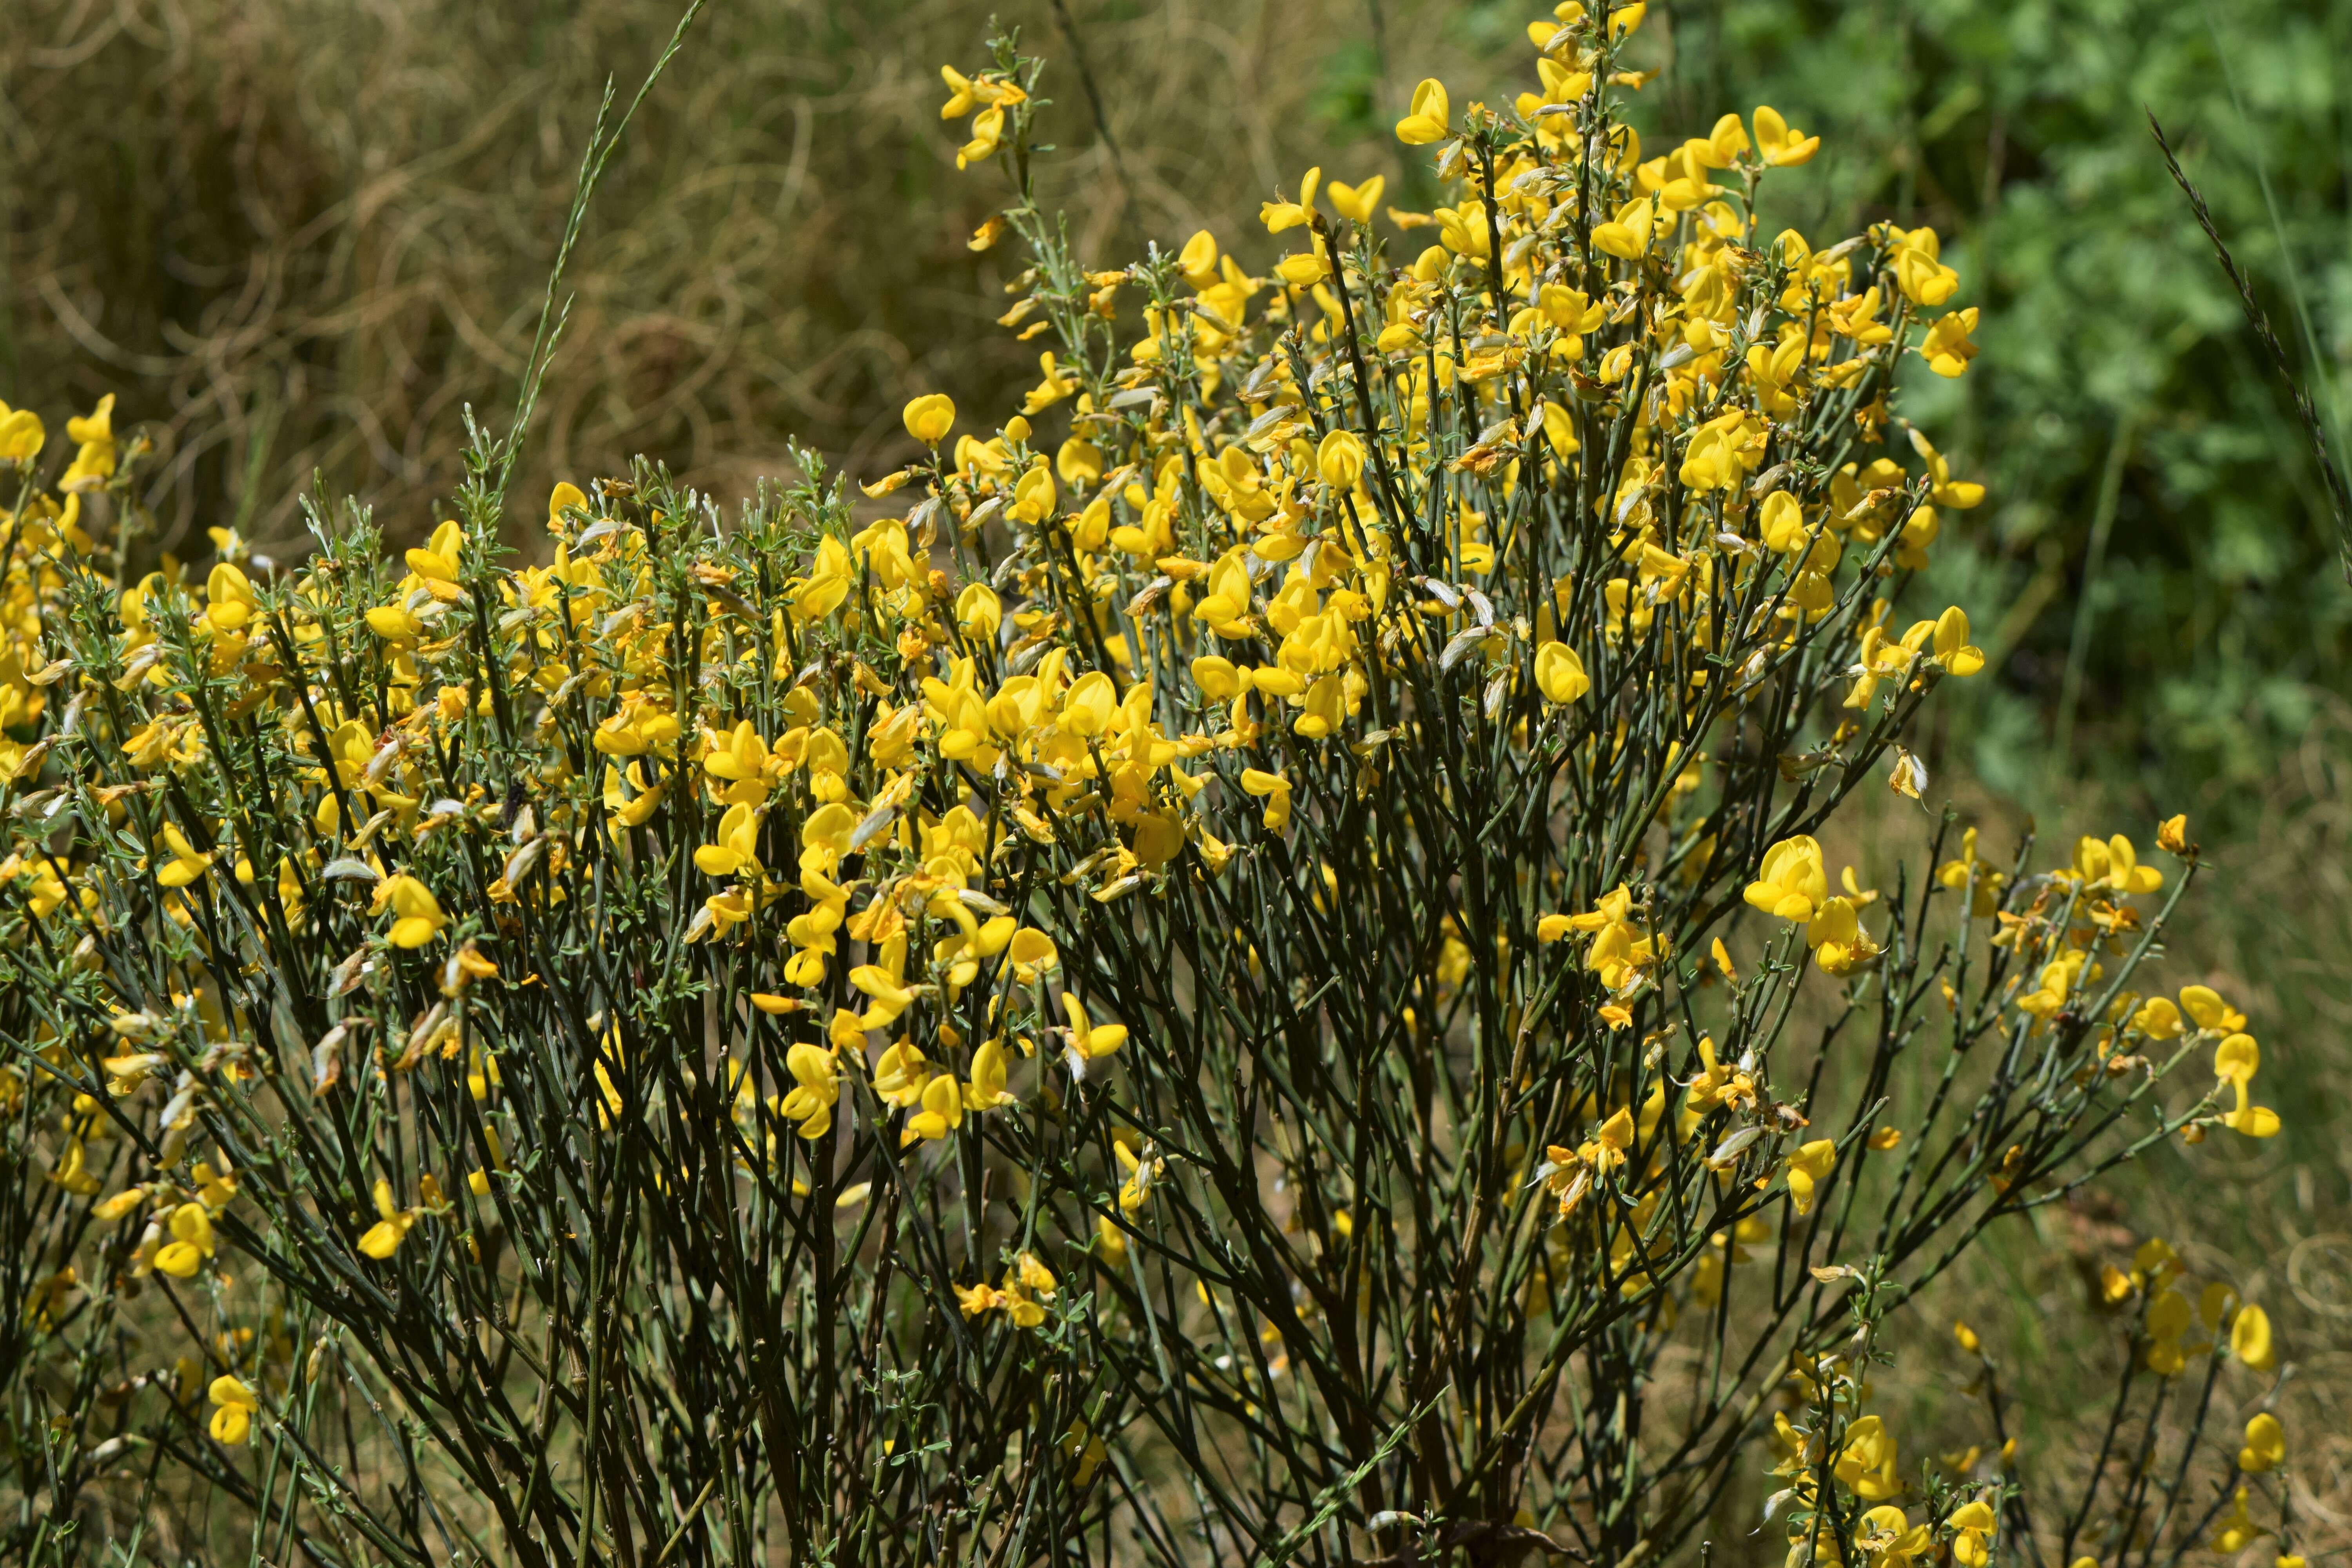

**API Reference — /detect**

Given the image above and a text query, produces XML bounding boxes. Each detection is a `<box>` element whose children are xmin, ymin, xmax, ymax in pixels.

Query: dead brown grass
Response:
<box><xmin>3</xmin><ymin>0</ymin><xmax>1505</xmax><ymax>563</ymax></box>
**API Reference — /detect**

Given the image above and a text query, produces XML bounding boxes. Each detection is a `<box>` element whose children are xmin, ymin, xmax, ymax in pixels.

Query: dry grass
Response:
<box><xmin>3</xmin><ymin>0</ymin><xmax>1501</xmax><ymax>563</ymax></box>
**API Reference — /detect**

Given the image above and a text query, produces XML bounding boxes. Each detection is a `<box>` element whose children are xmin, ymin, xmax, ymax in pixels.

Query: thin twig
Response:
<box><xmin>2150</xmin><ymin>110</ymin><xmax>2352</xmax><ymax>587</ymax></box>
<box><xmin>496</xmin><ymin>0</ymin><xmax>715</xmax><ymax>506</ymax></box>
<box><xmin>2056</xmin><ymin>405</ymin><xmax>2137</xmax><ymax>757</ymax></box>
<box><xmin>1048</xmin><ymin>0</ymin><xmax>1130</xmax><ymax>190</ymax></box>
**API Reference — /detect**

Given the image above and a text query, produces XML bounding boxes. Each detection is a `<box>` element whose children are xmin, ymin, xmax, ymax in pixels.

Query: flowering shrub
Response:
<box><xmin>0</xmin><ymin>8</ymin><xmax>2300</xmax><ymax>1566</ymax></box>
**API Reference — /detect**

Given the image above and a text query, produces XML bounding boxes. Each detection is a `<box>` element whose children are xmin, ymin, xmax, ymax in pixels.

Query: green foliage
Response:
<box><xmin>1646</xmin><ymin>0</ymin><xmax>2352</xmax><ymax>805</ymax></box>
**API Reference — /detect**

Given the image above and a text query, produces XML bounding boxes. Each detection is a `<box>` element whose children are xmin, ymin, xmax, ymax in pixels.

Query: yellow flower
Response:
<box><xmin>60</xmin><ymin>394</ymin><xmax>118</xmax><ymax>488</ymax></box>
<box><xmin>958</xmin><ymin>104</ymin><xmax>1005</xmax><ymax>168</ymax></box>
<box><xmin>1807</xmin><ymin>896</ymin><xmax>1879</xmax><ymax>975</ymax></box>
<box><xmin>1891</xmin><ymin>226</ymin><xmax>1958</xmax><ymax>307</ymax></box>
<box><xmin>1062</xmin><ymin>993</ymin><xmax>1129</xmax><ymax>1060</ymax></box>
<box><xmin>1059</xmin><ymin>670</ymin><xmax>1115</xmax><ymax>735</ymax></box>
<box><xmin>1946</xmin><ymin>1499</ymin><xmax>1997</xmax><ymax>1568</ymax></box>
<box><xmin>788</xmin><ymin>536</ymin><xmax>856</xmax><ymax>624</ymax></box>
<box><xmin>2069</xmin><ymin>833</ymin><xmax>2161</xmax><ymax>894</ymax></box>
<box><xmin>154</xmin><ymin>1201</ymin><xmax>218</xmax><ymax>1277</ymax></box>
<box><xmin>1752</xmin><ymin>105</ymin><xmax>1820</xmax><ymax>165</ymax></box>
<box><xmin>372</xmin><ymin>874</ymin><xmax>449</xmax><ymax>948</ymax></box>
<box><xmin>48</xmin><ymin>1137</ymin><xmax>102</xmax><ymax>1197</ymax></box>
<box><xmin>872</xmin><ymin>1034</ymin><xmax>929</xmax><ymax>1108</ymax></box>
<box><xmin>1240</xmin><ymin>768</ymin><xmax>1292</xmax><ymax>832</ymax></box>
<box><xmin>1591</xmin><ymin>197</ymin><xmax>1655</xmax><ymax>260</ymax></box>
<box><xmin>1679</xmin><ymin>423</ymin><xmax>1742</xmax><ymax>491</ymax></box>
<box><xmin>1010</xmin><ymin>463</ymin><xmax>1058</xmax><ymax>524</ymax></box>
<box><xmin>2209</xmin><ymin>1488</ymin><xmax>2270</xmax><ymax>1554</ymax></box>
<box><xmin>1857</xmin><ymin>1505</ymin><xmax>1929</xmax><ymax>1568</ymax></box>
<box><xmin>2231</xmin><ymin>1303</ymin><xmax>2275</xmax><ymax>1370</ymax></box>
<box><xmin>1001</xmin><ymin>1278</ymin><xmax>1046</xmax><ymax>1328</ymax></box>
<box><xmin>902</xmin><ymin>1072</ymin><xmax>965</xmax><ymax>1145</ymax></box>
<box><xmin>964</xmin><ymin>1037</ymin><xmax>1013</xmax><ymax>1111</ymax></box>
<box><xmin>1020</xmin><ymin>352</ymin><xmax>1078</xmax><ymax>414</ymax></box>
<box><xmin>1534</xmin><ymin>641</ymin><xmax>1589</xmax><ymax>704</ymax></box>
<box><xmin>2238</xmin><ymin>1412</ymin><xmax>2286</xmax><ymax>1473</ymax></box>
<box><xmin>1261</xmin><ymin>196</ymin><xmax>1311</xmax><ymax>234</ymax></box>
<box><xmin>2221</xmin><ymin>1079</ymin><xmax>2278</xmax><ymax>1135</ymax></box>
<box><xmin>1744</xmin><ymin>836</ymin><xmax>1828</xmax><ymax>922</ymax></box>
<box><xmin>1327</xmin><ymin>174</ymin><xmax>1384</xmax><ymax>222</ymax></box>
<box><xmin>1536</xmin><ymin>397</ymin><xmax>1580</xmax><ymax>454</ymax></box>
<box><xmin>695</xmin><ymin>802</ymin><xmax>764</xmax><ymax>878</ymax></box>
<box><xmin>1114</xmin><ymin>1139</ymin><xmax>1164</xmax><ymax>1213</ymax></box>
<box><xmin>903</xmin><ymin>393</ymin><xmax>956</xmax><ymax>446</ymax></box>
<box><xmin>956</xmin><ymin>583</ymin><xmax>1003</xmax><ymax>640</ymax></box>
<box><xmin>1056</xmin><ymin>435</ymin><xmax>1103</xmax><ymax>488</ymax></box>
<box><xmin>203</xmin><ymin>561</ymin><xmax>257</xmax><ymax>633</ymax></box>
<box><xmin>2180</xmin><ymin>984</ymin><xmax>2246</xmax><ymax>1033</ymax></box>
<box><xmin>154</xmin><ymin>822</ymin><xmax>217</xmax><ymax>889</ymax></box>
<box><xmin>1918</xmin><ymin>307</ymin><xmax>1981</xmax><ymax>377</ymax></box>
<box><xmin>1177</xmin><ymin>230</ymin><xmax>1220</xmax><ymax>289</ymax></box>
<box><xmin>1317</xmin><ymin>429</ymin><xmax>1367</xmax><ymax>490</ymax></box>
<box><xmin>1394</xmin><ymin>78</ymin><xmax>1450</xmax><ymax>145</ymax></box>
<box><xmin>208</xmin><ymin>1374</ymin><xmax>259</xmax><ymax>1445</ymax></box>
<box><xmin>0</xmin><ymin>402</ymin><xmax>45</xmax><ymax>461</ymax></box>
<box><xmin>1786</xmin><ymin>1138</ymin><xmax>1837</xmax><ymax>1215</ymax></box>
<box><xmin>1585</xmin><ymin>1106</ymin><xmax>1636</xmax><ymax>1171</ymax></box>
<box><xmin>1886</xmin><ymin>746</ymin><xmax>1929</xmax><ymax>802</ymax></box>
<box><xmin>1833</xmin><ymin>1413</ymin><xmax>1899</xmax><ymax>1498</ymax></box>
<box><xmin>1929</xmin><ymin>606</ymin><xmax>1984</xmax><ymax>675</ymax></box>
<box><xmin>548</xmin><ymin>479</ymin><xmax>588</xmax><ymax>532</ymax></box>
<box><xmin>1275</xmin><ymin>251</ymin><xmax>1329</xmax><ymax>288</ymax></box>
<box><xmin>358</xmin><ymin>1178</ymin><xmax>417</xmax><ymax>1259</ymax></box>
<box><xmin>938</xmin><ymin>65</ymin><xmax>979</xmax><ymax>119</ymax></box>
<box><xmin>851</xmin><ymin>963</ymin><xmax>917</xmax><ymax>1027</ymax></box>
<box><xmin>405</xmin><ymin>518</ymin><xmax>465</xmax><ymax>586</ymax></box>
<box><xmin>366</xmin><ymin>604</ymin><xmax>423</xmax><ymax>641</ymax></box>
<box><xmin>1007</xmin><ymin>926</ymin><xmax>1060</xmax><ymax>984</ymax></box>
<box><xmin>2214</xmin><ymin>1032</ymin><xmax>2259</xmax><ymax>1085</ymax></box>
<box><xmin>779</xmin><ymin>1043</ymin><xmax>840</xmax><ymax>1140</ymax></box>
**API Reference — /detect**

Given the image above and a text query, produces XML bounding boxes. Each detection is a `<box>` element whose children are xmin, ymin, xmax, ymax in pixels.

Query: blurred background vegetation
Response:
<box><xmin>7</xmin><ymin>0</ymin><xmax>2352</xmax><ymax>1529</ymax></box>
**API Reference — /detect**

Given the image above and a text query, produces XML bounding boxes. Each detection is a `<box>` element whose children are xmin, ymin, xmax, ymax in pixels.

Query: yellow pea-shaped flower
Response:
<box><xmin>2230</xmin><ymin>1303</ymin><xmax>2275</xmax><ymax>1370</ymax></box>
<box><xmin>548</xmin><ymin>480</ymin><xmax>587</xmax><ymax>532</ymax></box>
<box><xmin>1316</xmin><ymin>429</ymin><xmax>1367</xmax><ymax>490</ymax></box>
<box><xmin>1534</xmin><ymin>641</ymin><xmax>1589</xmax><ymax>704</ymax></box>
<box><xmin>0</xmin><ymin>406</ymin><xmax>46</xmax><ymax>461</ymax></box>
<box><xmin>2239</xmin><ymin>1412</ymin><xmax>2286</xmax><ymax>1473</ymax></box>
<box><xmin>902</xmin><ymin>393</ymin><xmax>956</xmax><ymax>446</ymax></box>
<box><xmin>1744</xmin><ymin>836</ymin><xmax>1828</xmax><ymax>923</ymax></box>
<box><xmin>208</xmin><ymin>1375</ymin><xmax>258</xmax><ymax>1445</ymax></box>
<box><xmin>955</xmin><ymin>583</ymin><xmax>1002</xmax><ymax>640</ymax></box>
<box><xmin>1394</xmin><ymin>78</ymin><xmax>1450</xmax><ymax>145</ymax></box>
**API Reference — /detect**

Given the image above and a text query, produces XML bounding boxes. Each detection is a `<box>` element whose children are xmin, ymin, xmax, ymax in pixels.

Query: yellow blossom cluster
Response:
<box><xmin>0</xmin><ymin>9</ymin><xmax>2290</xmax><ymax>1565</ymax></box>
